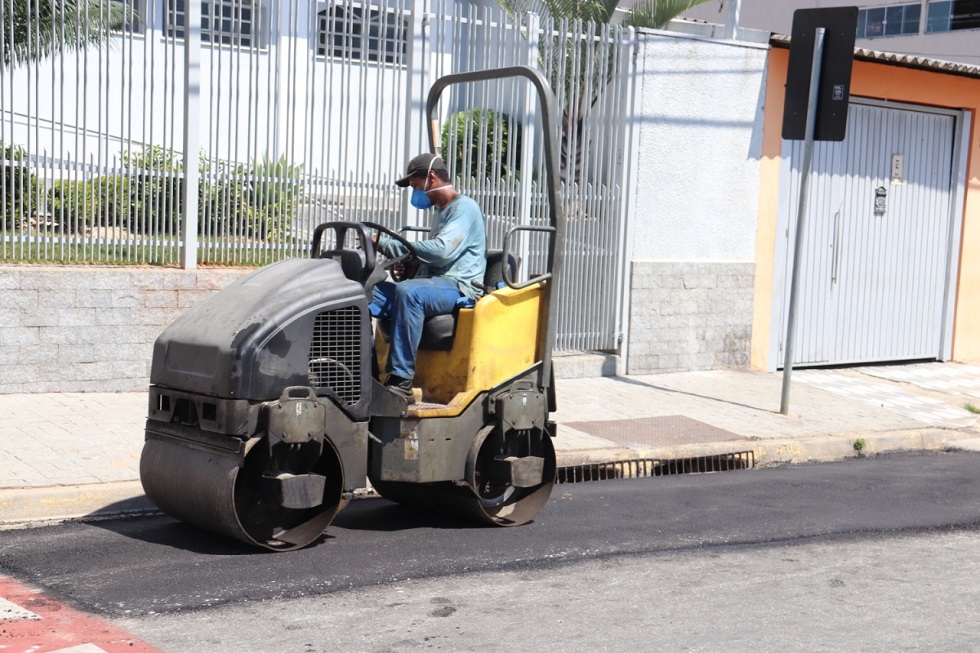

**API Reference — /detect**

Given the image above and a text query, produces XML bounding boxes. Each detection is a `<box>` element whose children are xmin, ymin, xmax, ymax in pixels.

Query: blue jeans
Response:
<box><xmin>370</xmin><ymin>277</ymin><xmax>462</xmax><ymax>380</ymax></box>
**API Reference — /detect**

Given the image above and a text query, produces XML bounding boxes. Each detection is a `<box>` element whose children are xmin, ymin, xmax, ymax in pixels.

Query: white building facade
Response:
<box><xmin>682</xmin><ymin>0</ymin><xmax>980</xmax><ymax>66</ymax></box>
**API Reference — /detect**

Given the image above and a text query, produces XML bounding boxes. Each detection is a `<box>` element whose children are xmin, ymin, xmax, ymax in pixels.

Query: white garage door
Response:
<box><xmin>774</xmin><ymin>99</ymin><xmax>967</xmax><ymax>368</ymax></box>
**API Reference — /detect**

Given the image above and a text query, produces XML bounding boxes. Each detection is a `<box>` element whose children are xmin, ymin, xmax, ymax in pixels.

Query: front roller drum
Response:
<box><xmin>140</xmin><ymin>433</ymin><xmax>345</xmax><ymax>551</ymax></box>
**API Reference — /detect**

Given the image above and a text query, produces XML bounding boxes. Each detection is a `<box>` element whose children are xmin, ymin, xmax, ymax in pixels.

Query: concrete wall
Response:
<box><xmin>626</xmin><ymin>31</ymin><xmax>767</xmax><ymax>374</ymax></box>
<box><xmin>0</xmin><ymin>266</ymin><xmax>249</xmax><ymax>394</ymax></box>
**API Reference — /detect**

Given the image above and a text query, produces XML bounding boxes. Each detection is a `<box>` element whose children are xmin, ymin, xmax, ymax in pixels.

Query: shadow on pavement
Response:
<box><xmin>78</xmin><ymin>494</ymin><xmax>484</xmax><ymax>555</ymax></box>
<box><xmin>82</xmin><ymin>509</ymin><xmax>261</xmax><ymax>556</ymax></box>
<box><xmin>608</xmin><ymin>374</ymin><xmax>771</xmax><ymax>413</ymax></box>
<box><xmin>332</xmin><ymin>496</ymin><xmax>491</xmax><ymax>532</ymax></box>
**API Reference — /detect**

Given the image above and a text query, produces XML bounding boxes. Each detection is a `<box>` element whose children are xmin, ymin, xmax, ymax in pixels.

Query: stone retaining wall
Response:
<box><xmin>0</xmin><ymin>266</ymin><xmax>249</xmax><ymax>393</ymax></box>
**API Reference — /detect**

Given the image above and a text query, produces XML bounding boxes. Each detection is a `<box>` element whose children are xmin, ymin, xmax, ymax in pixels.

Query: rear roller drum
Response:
<box><xmin>369</xmin><ymin>425</ymin><xmax>556</xmax><ymax>526</ymax></box>
<box><xmin>463</xmin><ymin>425</ymin><xmax>556</xmax><ymax>526</ymax></box>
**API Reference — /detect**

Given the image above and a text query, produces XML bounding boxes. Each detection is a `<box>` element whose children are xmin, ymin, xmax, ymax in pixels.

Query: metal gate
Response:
<box><xmin>773</xmin><ymin>99</ymin><xmax>968</xmax><ymax>367</ymax></box>
<box><xmin>0</xmin><ymin>0</ymin><xmax>635</xmax><ymax>353</ymax></box>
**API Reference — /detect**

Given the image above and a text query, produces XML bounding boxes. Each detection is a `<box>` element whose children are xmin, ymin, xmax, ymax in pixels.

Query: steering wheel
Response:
<box><xmin>360</xmin><ymin>221</ymin><xmax>420</xmax><ymax>280</ymax></box>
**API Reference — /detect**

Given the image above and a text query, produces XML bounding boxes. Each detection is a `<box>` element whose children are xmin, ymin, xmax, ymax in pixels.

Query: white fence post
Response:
<box><xmin>401</xmin><ymin>0</ymin><xmax>428</xmax><ymax>226</ymax></box>
<box><xmin>615</xmin><ymin>27</ymin><xmax>639</xmax><ymax>374</ymax></box>
<box><xmin>181</xmin><ymin>0</ymin><xmax>202</xmax><ymax>269</ymax></box>
<box><xmin>725</xmin><ymin>0</ymin><xmax>741</xmax><ymax>40</ymax></box>
<box><xmin>516</xmin><ymin>12</ymin><xmax>540</xmax><ymax>274</ymax></box>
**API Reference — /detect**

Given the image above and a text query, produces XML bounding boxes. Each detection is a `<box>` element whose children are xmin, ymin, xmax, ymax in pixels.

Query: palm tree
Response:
<box><xmin>497</xmin><ymin>0</ymin><xmax>713</xmax><ymax>183</ymax></box>
<box><xmin>1</xmin><ymin>0</ymin><xmax>131</xmax><ymax>68</ymax></box>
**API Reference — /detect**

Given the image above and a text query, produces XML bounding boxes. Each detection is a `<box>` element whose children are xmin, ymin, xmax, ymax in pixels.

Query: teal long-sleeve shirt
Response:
<box><xmin>379</xmin><ymin>194</ymin><xmax>487</xmax><ymax>300</ymax></box>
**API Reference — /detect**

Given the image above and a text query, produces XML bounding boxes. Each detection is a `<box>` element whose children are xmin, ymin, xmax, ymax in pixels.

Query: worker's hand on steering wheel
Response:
<box><xmin>360</xmin><ymin>222</ymin><xmax>420</xmax><ymax>282</ymax></box>
<box><xmin>391</xmin><ymin>260</ymin><xmax>419</xmax><ymax>282</ymax></box>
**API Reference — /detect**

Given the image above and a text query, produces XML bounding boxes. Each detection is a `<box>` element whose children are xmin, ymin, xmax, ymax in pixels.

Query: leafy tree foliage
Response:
<box><xmin>496</xmin><ymin>0</ymin><xmax>713</xmax><ymax>183</ymax></box>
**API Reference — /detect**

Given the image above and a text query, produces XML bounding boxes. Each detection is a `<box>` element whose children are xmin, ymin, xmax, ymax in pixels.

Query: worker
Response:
<box><xmin>371</xmin><ymin>153</ymin><xmax>487</xmax><ymax>401</ymax></box>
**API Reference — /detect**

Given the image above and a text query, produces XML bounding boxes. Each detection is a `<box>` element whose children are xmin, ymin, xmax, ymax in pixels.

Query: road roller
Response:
<box><xmin>139</xmin><ymin>66</ymin><xmax>567</xmax><ymax>551</ymax></box>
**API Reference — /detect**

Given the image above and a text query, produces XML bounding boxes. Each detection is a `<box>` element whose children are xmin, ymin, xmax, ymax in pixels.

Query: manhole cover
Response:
<box><xmin>563</xmin><ymin>415</ymin><xmax>745</xmax><ymax>448</ymax></box>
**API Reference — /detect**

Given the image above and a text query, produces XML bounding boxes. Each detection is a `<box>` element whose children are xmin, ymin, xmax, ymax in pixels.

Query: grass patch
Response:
<box><xmin>965</xmin><ymin>402</ymin><xmax>980</xmax><ymax>415</ymax></box>
<box><xmin>1</xmin><ymin>238</ymin><xmax>302</xmax><ymax>267</ymax></box>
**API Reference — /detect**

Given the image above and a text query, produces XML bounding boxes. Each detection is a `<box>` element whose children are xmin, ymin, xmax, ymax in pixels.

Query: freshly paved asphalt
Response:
<box><xmin>2</xmin><ymin>451</ymin><xmax>979</xmax><ymax>619</ymax></box>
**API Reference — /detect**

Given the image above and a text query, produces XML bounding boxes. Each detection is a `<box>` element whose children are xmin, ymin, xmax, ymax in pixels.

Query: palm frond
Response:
<box><xmin>544</xmin><ymin>0</ymin><xmax>620</xmax><ymax>23</ymax></box>
<box><xmin>2</xmin><ymin>0</ymin><xmax>133</xmax><ymax>68</ymax></box>
<box><xmin>625</xmin><ymin>0</ymin><xmax>712</xmax><ymax>29</ymax></box>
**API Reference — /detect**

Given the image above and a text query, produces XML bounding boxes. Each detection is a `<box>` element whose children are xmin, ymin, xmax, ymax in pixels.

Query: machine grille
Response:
<box><xmin>309</xmin><ymin>305</ymin><xmax>362</xmax><ymax>405</ymax></box>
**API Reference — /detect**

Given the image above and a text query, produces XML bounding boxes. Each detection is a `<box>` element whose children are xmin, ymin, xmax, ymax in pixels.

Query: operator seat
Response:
<box><xmin>376</xmin><ymin>250</ymin><xmax>519</xmax><ymax>351</ymax></box>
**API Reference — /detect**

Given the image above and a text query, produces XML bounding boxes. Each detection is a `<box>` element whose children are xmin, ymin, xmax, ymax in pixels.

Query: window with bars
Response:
<box><xmin>167</xmin><ymin>0</ymin><xmax>264</xmax><ymax>48</ymax></box>
<box><xmin>113</xmin><ymin>0</ymin><xmax>146</xmax><ymax>34</ymax></box>
<box><xmin>316</xmin><ymin>4</ymin><xmax>407</xmax><ymax>65</ymax></box>
<box><xmin>856</xmin><ymin>3</ymin><xmax>921</xmax><ymax>38</ymax></box>
<box><xmin>927</xmin><ymin>0</ymin><xmax>980</xmax><ymax>32</ymax></box>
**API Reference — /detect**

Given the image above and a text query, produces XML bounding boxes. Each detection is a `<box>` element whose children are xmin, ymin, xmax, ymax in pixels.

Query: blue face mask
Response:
<box><xmin>411</xmin><ymin>188</ymin><xmax>433</xmax><ymax>210</ymax></box>
<box><xmin>408</xmin><ymin>156</ymin><xmax>441</xmax><ymax>210</ymax></box>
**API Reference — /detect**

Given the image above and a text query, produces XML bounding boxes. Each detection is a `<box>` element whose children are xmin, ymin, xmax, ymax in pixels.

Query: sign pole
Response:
<box><xmin>780</xmin><ymin>27</ymin><xmax>826</xmax><ymax>415</ymax></box>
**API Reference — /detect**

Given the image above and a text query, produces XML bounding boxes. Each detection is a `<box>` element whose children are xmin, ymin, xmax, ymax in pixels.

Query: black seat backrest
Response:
<box><xmin>321</xmin><ymin>249</ymin><xmax>367</xmax><ymax>283</ymax></box>
<box><xmin>483</xmin><ymin>250</ymin><xmax>519</xmax><ymax>290</ymax></box>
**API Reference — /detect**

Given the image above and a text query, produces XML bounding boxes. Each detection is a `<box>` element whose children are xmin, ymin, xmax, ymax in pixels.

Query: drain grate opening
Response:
<box><xmin>556</xmin><ymin>451</ymin><xmax>755</xmax><ymax>484</ymax></box>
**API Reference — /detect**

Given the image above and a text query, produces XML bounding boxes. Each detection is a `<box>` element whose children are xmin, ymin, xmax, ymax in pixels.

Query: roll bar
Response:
<box><xmin>424</xmin><ymin>66</ymin><xmax>565</xmax><ymax>394</ymax></box>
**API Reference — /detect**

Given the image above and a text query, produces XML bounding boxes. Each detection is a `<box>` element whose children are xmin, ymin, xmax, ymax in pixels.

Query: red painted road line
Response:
<box><xmin>0</xmin><ymin>575</ymin><xmax>162</xmax><ymax>653</ymax></box>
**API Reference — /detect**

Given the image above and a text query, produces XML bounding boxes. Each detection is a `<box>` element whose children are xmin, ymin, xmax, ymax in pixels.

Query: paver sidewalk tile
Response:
<box><xmin>794</xmin><ymin>369</ymin><xmax>977</xmax><ymax>428</ymax></box>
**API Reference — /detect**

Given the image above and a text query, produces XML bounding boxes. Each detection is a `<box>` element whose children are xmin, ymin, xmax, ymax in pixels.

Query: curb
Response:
<box><xmin>0</xmin><ymin>481</ymin><xmax>155</xmax><ymax>531</ymax></box>
<box><xmin>556</xmin><ymin>428</ymin><xmax>977</xmax><ymax>470</ymax></box>
<box><xmin>1</xmin><ymin>428</ymin><xmax>976</xmax><ymax>530</ymax></box>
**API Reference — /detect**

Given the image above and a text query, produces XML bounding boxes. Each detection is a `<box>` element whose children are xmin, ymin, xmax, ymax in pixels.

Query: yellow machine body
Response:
<box><xmin>376</xmin><ymin>282</ymin><xmax>545</xmax><ymax>414</ymax></box>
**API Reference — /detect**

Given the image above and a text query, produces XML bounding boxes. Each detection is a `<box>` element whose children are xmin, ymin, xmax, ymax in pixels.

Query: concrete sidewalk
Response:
<box><xmin>2</xmin><ymin>362</ymin><xmax>980</xmax><ymax>529</ymax></box>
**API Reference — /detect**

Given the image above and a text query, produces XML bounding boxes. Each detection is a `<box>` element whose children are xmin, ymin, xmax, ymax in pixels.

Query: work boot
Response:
<box><xmin>385</xmin><ymin>374</ymin><xmax>415</xmax><ymax>402</ymax></box>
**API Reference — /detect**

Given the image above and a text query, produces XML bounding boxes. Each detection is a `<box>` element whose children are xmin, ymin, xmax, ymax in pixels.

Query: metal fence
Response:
<box><xmin>0</xmin><ymin>0</ymin><xmax>637</xmax><ymax>352</ymax></box>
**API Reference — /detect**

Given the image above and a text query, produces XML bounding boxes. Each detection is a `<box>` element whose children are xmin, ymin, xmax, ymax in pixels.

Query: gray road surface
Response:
<box><xmin>2</xmin><ymin>452</ymin><xmax>979</xmax><ymax>652</ymax></box>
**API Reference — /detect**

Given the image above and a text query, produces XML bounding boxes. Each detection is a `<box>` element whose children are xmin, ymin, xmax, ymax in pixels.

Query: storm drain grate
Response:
<box><xmin>556</xmin><ymin>451</ymin><xmax>755</xmax><ymax>484</ymax></box>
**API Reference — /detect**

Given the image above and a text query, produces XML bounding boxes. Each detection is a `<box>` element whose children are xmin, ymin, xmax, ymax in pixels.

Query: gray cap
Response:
<box><xmin>395</xmin><ymin>153</ymin><xmax>448</xmax><ymax>187</ymax></box>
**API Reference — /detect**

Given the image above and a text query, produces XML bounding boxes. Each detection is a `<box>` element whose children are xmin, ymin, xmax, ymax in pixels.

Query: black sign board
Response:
<box><xmin>781</xmin><ymin>7</ymin><xmax>858</xmax><ymax>142</ymax></box>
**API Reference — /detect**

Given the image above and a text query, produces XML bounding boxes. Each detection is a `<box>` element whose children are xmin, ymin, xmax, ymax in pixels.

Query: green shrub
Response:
<box><xmin>246</xmin><ymin>154</ymin><xmax>304</xmax><ymax>241</ymax></box>
<box><xmin>1</xmin><ymin>142</ymin><xmax>38</xmax><ymax>230</ymax></box>
<box><xmin>18</xmin><ymin>145</ymin><xmax>305</xmax><ymax>242</ymax></box>
<box><xmin>46</xmin><ymin>176</ymin><xmax>144</xmax><ymax>233</ymax></box>
<box><xmin>441</xmin><ymin>109</ymin><xmax>521</xmax><ymax>181</ymax></box>
<box><xmin>202</xmin><ymin>154</ymin><xmax>304</xmax><ymax>241</ymax></box>
<box><xmin>97</xmin><ymin>175</ymin><xmax>136</xmax><ymax>227</ymax></box>
<box><xmin>199</xmin><ymin>158</ymin><xmax>246</xmax><ymax>238</ymax></box>
<box><xmin>118</xmin><ymin>146</ymin><xmax>184</xmax><ymax>234</ymax></box>
<box><xmin>46</xmin><ymin>179</ymin><xmax>104</xmax><ymax>233</ymax></box>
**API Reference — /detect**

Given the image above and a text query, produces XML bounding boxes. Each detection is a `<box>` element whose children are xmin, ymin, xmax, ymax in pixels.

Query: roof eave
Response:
<box><xmin>769</xmin><ymin>33</ymin><xmax>980</xmax><ymax>80</ymax></box>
